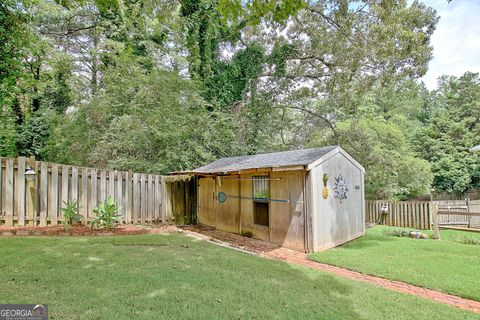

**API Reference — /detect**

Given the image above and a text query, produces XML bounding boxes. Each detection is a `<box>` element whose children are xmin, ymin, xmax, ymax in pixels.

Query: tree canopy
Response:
<box><xmin>1</xmin><ymin>0</ymin><xmax>479</xmax><ymax>199</ymax></box>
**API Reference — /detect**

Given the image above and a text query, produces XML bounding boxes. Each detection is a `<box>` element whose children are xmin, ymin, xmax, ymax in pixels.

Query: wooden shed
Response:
<box><xmin>178</xmin><ymin>146</ymin><xmax>365</xmax><ymax>252</ymax></box>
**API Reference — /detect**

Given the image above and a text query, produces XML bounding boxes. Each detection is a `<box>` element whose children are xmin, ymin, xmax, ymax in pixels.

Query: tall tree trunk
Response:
<box><xmin>32</xmin><ymin>65</ymin><xmax>41</xmax><ymax>112</ymax></box>
<box><xmin>91</xmin><ymin>31</ymin><xmax>99</xmax><ymax>95</ymax></box>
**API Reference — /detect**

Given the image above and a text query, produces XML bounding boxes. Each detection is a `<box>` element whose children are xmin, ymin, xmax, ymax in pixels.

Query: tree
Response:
<box><xmin>309</xmin><ymin>117</ymin><xmax>433</xmax><ymax>200</ymax></box>
<box><xmin>44</xmin><ymin>53</ymin><xmax>234</xmax><ymax>173</ymax></box>
<box><xmin>0</xmin><ymin>0</ymin><xmax>31</xmax><ymax>156</ymax></box>
<box><xmin>413</xmin><ymin>72</ymin><xmax>480</xmax><ymax>193</ymax></box>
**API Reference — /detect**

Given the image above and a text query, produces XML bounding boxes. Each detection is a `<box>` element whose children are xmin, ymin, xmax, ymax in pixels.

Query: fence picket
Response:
<box><xmin>61</xmin><ymin>165</ymin><xmax>69</xmax><ymax>221</ymax></box>
<box><xmin>16</xmin><ymin>157</ymin><xmax>26</xmax><ymax>226</ymax></box>
<box><xmin>39</xmin><ymin>162</ymin><xmax>48</xmax><ymax>226</ymax></box>
<box><xmin>89</xmin><ymin>168</ymin><xmax>97</xmax><ymax>219</ymax></box>
<box><xmin>148</xmin><ymin>175</ymin><xmax>154</xmax><ymax>222</ymax></box>
<box><xmin>80</xmin><ymin>168</ymin><xmax>88</xmax><ymax>223</ymax></box>
<box><xmin>71</xmin><ymin>166</ymin><xmax>79</xmax><ymax>203</ymax></box>
<box><xmin>116</xmin><ymin>171</ymin><xmax>123</xmax><ymax>220</ymax></box>
<box><xmin>133</xmin><ymin>173</ymin><xmax>140</xmax><ymax>224</ymax></box>
<box><xmin>50</xmin><ymin>164</ymin><xmax>59</xmax><ymax>225</ymax></box>
<box><xmin>5</xmin><ymin>159</ymin><xmax>14</xmax><ymax>225</ymax></box>
<box><xmin>125</xmin><ymin>170</ymin><xmax>133</xmax><ymax>223</ymax></box>
<box><xmin>141</xmin><ymin>174</ymin><xmax>146</xmax><ymax>224</ymax></box>
<box><xmin>154</xmin><ymin>176</ymin><xmax>160</xmax><ymax>222</ymax></box>
<box><xmin>100</xmin><ymin>170</ymin><xmax>107</xmax><ymax>202</ymax></box>
<box><xmin>108</xmin><ymin>171</ymin><xmax>115</xmax><ymax>200</ymax></box>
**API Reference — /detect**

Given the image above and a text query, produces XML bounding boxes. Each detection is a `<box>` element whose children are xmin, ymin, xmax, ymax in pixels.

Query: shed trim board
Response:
<box><xmin>190</xmin><ymin>146</ymin><xmax>365</xmax><ymax>252</ymax></box>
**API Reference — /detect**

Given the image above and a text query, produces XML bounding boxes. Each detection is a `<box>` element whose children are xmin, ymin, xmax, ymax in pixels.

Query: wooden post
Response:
<box><xmin>466</xmin><ymin>197</ymin><xmax>471</xmax><ymax>228</ymax></box>
<box><xmin>39</xmin><ymin>162</ymin><xmax>48</xmax><ymax>226</ymax></box>
<box><xmin>17</xmin><ymin>157</ymin><xmax>26</xmax><ymax>226</ymax></box>
<box><xmin>50</xmin><ymin>164</ymin><xmax>59</xmax><ymax>225</ymax></box>
<box><xmin>61</xmin><ymin>165</ymin><xmax>69</xmax><ymax>221</ymax></box>
<box><xmin>125</xmin><ymin>170</ymin><xmax>133</xmax><ymax>224</ymax></box>
<box><xmin>71</xmin><ymin>166</ymin><xmax>79</xmax><ymax>203</ymax></box>
<box><xmin>432</xmin><ymin>204</ymin><xmax>441</xmax><ymax>240</ymax></box>
<box><xmin>89</xmin><ymin>168</ymin><xmax>97</xmax><ymax>219</ymax></box>
<box><xmin>80</xmin><ymin>168</ymin><xmax>88</xmax><ymax>224</ymax></box>
<box><xmin>4</xmin><ymin>158</ymin><xmax>14</xmax><ymax>225</ymax></box>
<box><xmin>116</xmin><ymin>171</ymin><xmax>123</xmax><ymax>222</ymax></box>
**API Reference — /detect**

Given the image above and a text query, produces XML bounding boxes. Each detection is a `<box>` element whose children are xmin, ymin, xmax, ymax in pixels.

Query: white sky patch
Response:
<box><xmin>420</xmin><ymin>0</ymin><xmax>480</xmax><ymax>89</ymax></box>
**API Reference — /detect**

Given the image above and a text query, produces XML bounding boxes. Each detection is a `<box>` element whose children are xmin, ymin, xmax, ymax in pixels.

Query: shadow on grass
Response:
<box><xmin>332</xmin><ymin>235</ymin><xmax>398</xmax><ymax>251</ymax></box>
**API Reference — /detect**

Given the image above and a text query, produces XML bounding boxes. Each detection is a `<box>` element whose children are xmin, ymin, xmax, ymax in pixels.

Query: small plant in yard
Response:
<box><xmin>61</xmin><ymin>201</ymin><xmax>82</xmax><ymax>231</ymax></box>
<box><xmin>383</xmin><ymin>229</ymin><xmax>429</xmax><ymax>239</ymax></box>
<box><xmin>449</xmin><ymin>235</ymin><xmax>480</xmax><ymax>246</ymax></box>
<box><xmin>91</xmin><ymin>197</ymin><xmax>121</xmax><ymax>230</ymax></box>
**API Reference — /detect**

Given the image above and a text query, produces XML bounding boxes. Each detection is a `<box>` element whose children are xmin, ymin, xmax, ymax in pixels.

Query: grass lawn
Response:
<box><xmin>309</xmin><ymin>226</ymin><xmax>480</xmax><ymax>302</ymax></box>
<box><xmin>0</xmin><ymin>234</ymin><xmax>477</xmax><ymax>319</ymax></box>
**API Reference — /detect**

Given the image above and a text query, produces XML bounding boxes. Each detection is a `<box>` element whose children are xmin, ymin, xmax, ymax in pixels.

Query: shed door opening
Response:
<box><xmin>253</xmin><ymin>176</ymin><xmax>269</xmax><ymax>226</ymax></box>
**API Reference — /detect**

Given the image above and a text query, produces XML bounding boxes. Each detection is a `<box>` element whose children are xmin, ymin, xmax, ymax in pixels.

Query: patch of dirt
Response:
<box><xmin>0</xmin><ymin>224</ymin><xmax>178</xmax><ymax>237</ymax></box>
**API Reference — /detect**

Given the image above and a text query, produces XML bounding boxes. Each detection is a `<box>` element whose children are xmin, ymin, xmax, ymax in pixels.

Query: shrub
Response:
<box><xmin>91</xmin><ymin>197</ymin><xmax>121</xmax><ymax>230</ymax></box>
<box><xmin>61</xmin><ymin>201</ymin><xmax>82</xmax><ymax>231</ymax></box>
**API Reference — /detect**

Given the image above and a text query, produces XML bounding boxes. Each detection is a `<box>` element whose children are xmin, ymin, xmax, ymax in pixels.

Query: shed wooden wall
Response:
<box><xmin>197</xmin><ymin>170</ymin><xmax>306</xmax><ymax>251</ymax></box>
<box><xmin>308</xmin><ymin>152</ymin><xmax>365</xmax><ymax>252</ymax></box>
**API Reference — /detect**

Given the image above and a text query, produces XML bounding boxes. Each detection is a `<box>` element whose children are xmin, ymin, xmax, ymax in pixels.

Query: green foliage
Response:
<box><xmin>413</xmin><ymin>73</ymin><xmax>480</xmax><ymax>193</ymax></box>
<box><xmin>16</xmin><ymin>108</ymin><xmax>58</xmax><ymax>159</ymax></box>
<box><xmin>91</xmin><ymin>197</ymin><xmax>120</xmax><ymax>230</ymax></box>
<box><xmin>4</xmin><ymin>0</ymin><xmax>476</xmax><ymax>202</ymax></box>
<box><xmin>0</xmin><ymin>0</ymin><xmax>29</xmax><ymax>108</ymax></box>
<box><xmin>309</xmin><ymin>117</ymin><xmax>433</xmax><ymax>200</ymax></box>
<box><xmin>42</xmin><ymin>54</ymin><xmax>74</xmax><ymax>114</ymax></box>
<box><xmin>44</xmin><ymin>53</ymin><xmax>235</xmax><ymax>173</ymax></box>
<box><xmin>0</xmin><ymin>106</ymin><xmax>17</xmax><ymax>157</ymax></box>
<box><xmin>61</xmin><ymin>200</ymin><xmax>82</xmax><ymax>231</ymax></box>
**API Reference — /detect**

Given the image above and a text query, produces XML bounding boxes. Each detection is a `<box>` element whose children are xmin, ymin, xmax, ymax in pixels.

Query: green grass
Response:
<box><xmin>309</xmin><ymin>226</ymin><xmax>480</xmax><ymax>302</ymax></box>
<box><xmin>0</xmin><ymin>234</ymin><xmax>477</xmax><ymax>319</ymax></box>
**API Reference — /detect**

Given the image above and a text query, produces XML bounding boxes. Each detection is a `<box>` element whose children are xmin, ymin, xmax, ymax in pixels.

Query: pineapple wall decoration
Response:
<box><xmin>322</xmin><ymin>173</ymin><xmax>329</xmax><ymax>199</ymax></box>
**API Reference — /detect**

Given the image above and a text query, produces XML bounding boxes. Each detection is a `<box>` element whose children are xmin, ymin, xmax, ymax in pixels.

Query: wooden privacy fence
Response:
<box><xmin>366</xmin><ymin>200</ymin><xmax>431</xmax><ymax>229</ymax></box>
<box><xmin>434</xmin><ymin>199</ymin><xmax>480</xmax><ymax>228</ymax></box>
<box><xmin>0</xmin><ymin>157</ymin><xmax>196</xmax><ymax>226</ymax></box>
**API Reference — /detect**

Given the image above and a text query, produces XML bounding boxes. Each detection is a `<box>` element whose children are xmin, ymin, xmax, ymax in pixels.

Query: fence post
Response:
<box><xmin>432</xmin><ymin>204</ymin><xmax>440</xmax><ymax>240</ymax></box>
<box><xmin>16</xmin><ymin>157</ymin><xmax>26</xmax><ymax>226</ymax></box>
<box><xmin>39</xmin><ymin>162</ymin><xmax>48</xmax><ymax>227</ymax></box>
<box><xmin>125</xmin><ymin>170</ymin><xmax>133</xmax><ymax>224</ymax></box>
<box><xmin>466</xmin><ymin>197</ymin><xmax>471</xmax><ymax>228</ymax></box>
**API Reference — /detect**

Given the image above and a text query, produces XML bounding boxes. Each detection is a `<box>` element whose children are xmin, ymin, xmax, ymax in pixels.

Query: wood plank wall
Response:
<box><xmin>0</xmin><ymin>157</ymin><xmax>194</xmax><ymax>226</ymax></box>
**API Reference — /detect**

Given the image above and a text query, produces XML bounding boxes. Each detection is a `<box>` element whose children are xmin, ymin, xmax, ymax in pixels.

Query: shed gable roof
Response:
<box><xmin>185</xmin><ymin>146</ymin><xmax>339</xmax><ymax>174</ymax></box>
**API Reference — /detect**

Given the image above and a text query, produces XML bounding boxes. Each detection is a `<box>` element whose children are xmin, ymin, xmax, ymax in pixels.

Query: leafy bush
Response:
<box><xmin>61</xmin><ymin>201</ymin><xmax>82</xmax><ymax>231</ymax></box>
<box><xmin>91</xmin><ymin>197</ymin><xmax>121</xmax><ymax>230</ymax></box>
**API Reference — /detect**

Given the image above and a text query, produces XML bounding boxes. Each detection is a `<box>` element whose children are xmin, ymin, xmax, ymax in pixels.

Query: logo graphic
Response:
<box><xmin>0</xmin><ymin>304</ymin><xmax>48</xmax><ymax>320</ymax></box>
<box><xmin>333</xmin><ymin>174</ymin><xmax>348</xmax><ymax>203</ymax></box>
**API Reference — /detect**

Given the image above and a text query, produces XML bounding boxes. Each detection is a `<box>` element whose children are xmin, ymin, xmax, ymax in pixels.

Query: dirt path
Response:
<box><xmin>181</xmin><ymin>225</ymin><xmax>480</xmax><ymax>314</ymax></box>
